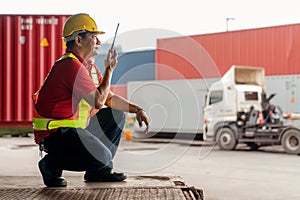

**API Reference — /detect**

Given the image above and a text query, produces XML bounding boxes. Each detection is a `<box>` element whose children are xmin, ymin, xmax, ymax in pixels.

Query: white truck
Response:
<box><xmin>203</xmin><ymin>65</ymin><xmax>300</xmax><ymax>154</ymax></box>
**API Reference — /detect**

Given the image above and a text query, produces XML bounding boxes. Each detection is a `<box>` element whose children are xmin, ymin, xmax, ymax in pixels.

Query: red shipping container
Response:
<box><xmin>156</xmin><ymin>23</ymin><xmax>300</xmax><ymax>80</ymax></box>
<box><xmin>0</xmin><ymin>14</ymin><xmax>70</xmax><ymax>127</ymax></box>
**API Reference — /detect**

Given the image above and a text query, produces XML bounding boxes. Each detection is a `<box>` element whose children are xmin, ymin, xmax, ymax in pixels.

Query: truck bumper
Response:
<box><xmin>203</xmin><ymin>124</ymin><xmax>215</xmax><ymax>142</ymax></box>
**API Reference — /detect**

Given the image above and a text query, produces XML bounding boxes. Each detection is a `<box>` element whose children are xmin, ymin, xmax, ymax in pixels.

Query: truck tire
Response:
<box><xmin>217</xmin><ymin>128</ymin><xmax>237</xmax><ymax>150</ymax></box>
<box><xmin>282</xmin><ymin>129</ymin><xmax>300</xmax><ymax>155</ymax></box>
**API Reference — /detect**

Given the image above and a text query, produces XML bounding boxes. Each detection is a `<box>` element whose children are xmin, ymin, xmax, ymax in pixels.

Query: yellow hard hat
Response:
<box><xmin>63</xmin><ymin>13</ymin><xmax>105</xmax><ymax>40</ymax></box>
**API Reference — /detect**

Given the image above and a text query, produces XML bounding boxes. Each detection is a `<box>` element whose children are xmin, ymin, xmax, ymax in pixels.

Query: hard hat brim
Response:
<box><xmin>63</xmin><ymin>30</ymin><xmax>105</xmax><ymax>42</ymax></box>
<box><xmin>92</xmin><ymin>30</ymin><xmax>105</xmax><ymax>35</ymax></box>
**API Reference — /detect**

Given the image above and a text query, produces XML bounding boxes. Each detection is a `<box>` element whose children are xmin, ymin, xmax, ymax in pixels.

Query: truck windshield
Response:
<box><xmin>209</xmin><ymin>90</ymin><xmax>223</xmax><ymax>105</ymax></box>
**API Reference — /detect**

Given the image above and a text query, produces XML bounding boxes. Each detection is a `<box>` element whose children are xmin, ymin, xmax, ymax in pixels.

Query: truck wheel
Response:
<box><xmin>217</xmin><ymin>128</ymin><xmax>237</xmax><ymax>150</ymax></box>
<box><xmin>282</xmin><ymin>129</ymin><xmax>300</xmax><ymax>155</ymax></box>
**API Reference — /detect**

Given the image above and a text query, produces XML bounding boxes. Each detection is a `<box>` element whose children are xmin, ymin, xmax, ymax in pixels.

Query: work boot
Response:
<box><xmin>84</xmin><ymin>168</ymin><xmax>127</xmax><ymax>182</ymax></box>
<box><xmin>38</xmin><ymin>157</ymin><xmax>67</xmax><ymax>187</ymax></box>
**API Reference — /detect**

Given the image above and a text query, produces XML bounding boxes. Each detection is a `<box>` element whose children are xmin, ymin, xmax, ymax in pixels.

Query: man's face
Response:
<box><xmin>81</xmin><ymin>32</ymin><xmax>101</xmax><ymax>58</ymax></box>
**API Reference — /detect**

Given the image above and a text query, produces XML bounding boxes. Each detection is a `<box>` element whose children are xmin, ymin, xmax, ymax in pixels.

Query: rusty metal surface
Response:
<box><xmin>0</xmin><ymin>176</ymin><xmax>204</xmax><ymax>200</ymax></box>
<box><xmin>0</xmin><ymin>187</ymin><xmax>186</xmax><ymax>200</ymax></box>
<box><xmin>0</xmin><ymin>176</ymin><xmax>183</xmax><ymax>188</ymax></box>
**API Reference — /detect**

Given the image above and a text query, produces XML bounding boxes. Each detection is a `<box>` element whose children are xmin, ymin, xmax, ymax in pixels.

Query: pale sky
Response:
<box><xmin>2</xmin><ymin>0</ymin><xmax>300</xmax><ymax>51</ymax></box>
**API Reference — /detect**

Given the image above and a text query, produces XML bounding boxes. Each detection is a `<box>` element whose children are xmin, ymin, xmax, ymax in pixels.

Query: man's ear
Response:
<box><xmin>75</xmin><ymin>36</ymin><xmax>82</xmax><ymax>45</ymax></box>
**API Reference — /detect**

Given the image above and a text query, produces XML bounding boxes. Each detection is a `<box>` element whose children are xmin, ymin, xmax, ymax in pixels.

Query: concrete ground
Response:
<box><xmin>1</xmin><ymin>133</ymin><xmax>300</xmax><ymax>200</ymax></box>
<box><xmin>0</xmin><ymin>134</ymin><xmax>203</xmax><ymax>200</ymax></box>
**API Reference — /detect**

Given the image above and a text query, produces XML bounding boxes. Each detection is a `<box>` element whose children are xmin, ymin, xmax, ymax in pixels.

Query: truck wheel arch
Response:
<box><xmin>213</xmin><ymin>122</ymin><xmax>238</xmax><ymax>141</ymax></box>
<box><xmin>279</xmin><ymin>127</ymin><xmax>300</xmax><ymax>141</ymax></box>
<box><xmin>214</xmin><ymin>123</ymin><xmax>238</xmax><ymax>150</ymax></box>
<box><xmin>216</xmin><ymin>127</ymin><xmax>238</xmax><ymax>150</ymax></box>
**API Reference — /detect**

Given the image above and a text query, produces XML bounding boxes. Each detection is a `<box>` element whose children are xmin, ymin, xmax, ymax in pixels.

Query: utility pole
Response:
<box><xmin>226</xmin><ymin>18</ymin><xmax>235</xmax><ymax>31</ymax></box>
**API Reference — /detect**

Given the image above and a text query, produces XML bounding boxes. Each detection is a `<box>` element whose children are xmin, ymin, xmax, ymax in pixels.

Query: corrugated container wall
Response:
<box><xmin>0</xmin><ymin>15</ymin><xmax>70</xmax><ymax>127</ymax></box>
<box><xmin>156</xmin><ymin>24</ymin><xmax>300</xmax><ymax>80</ymax></box>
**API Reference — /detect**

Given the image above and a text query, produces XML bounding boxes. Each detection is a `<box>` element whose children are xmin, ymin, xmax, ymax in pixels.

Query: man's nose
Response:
<box><xmin>96</xmin><ymin>37</ymin><xmax>101</xmax><ymax>45</ymax></box>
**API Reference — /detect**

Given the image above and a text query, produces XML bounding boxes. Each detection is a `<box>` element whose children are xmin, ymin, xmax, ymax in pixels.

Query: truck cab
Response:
<box><xmin>203</xmin><ymin>82</ymin><xmax>263</xmax><ymax>142</ymax></box>
<box><xmin>203</xmin><ymin>65</ymin><xmax>265</xmax><ymax>142</ymax></box>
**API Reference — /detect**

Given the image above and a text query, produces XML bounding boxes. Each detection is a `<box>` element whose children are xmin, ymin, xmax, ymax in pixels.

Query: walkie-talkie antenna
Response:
<box><xmin>110</xmin><ymin>23</ymin><xmax>120</xmax><ymax>50</ymax></box>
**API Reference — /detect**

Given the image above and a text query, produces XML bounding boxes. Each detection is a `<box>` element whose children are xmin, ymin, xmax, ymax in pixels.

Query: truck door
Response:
<box><xmin>203</xmin><ymin>90</ymin><xmax>224</xmax><ymax>139</ymax></box>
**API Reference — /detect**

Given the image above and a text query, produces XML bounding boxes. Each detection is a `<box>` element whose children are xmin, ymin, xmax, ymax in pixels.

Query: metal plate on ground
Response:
<box><xmin>0</xmin><ymin>175</ymin><xmax>204</xmax><ymax>200</ymax></box>
<box><xmin>0</xmin><ymin>187</ymin><xmax>187</xmax><ymax>200</ymax></box>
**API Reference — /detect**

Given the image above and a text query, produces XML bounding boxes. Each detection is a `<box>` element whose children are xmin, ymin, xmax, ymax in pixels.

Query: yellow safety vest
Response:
<box><xmin>32</xmin><ymin>53</ymin><xmax>98</xmax><ymax>131</ymax></box>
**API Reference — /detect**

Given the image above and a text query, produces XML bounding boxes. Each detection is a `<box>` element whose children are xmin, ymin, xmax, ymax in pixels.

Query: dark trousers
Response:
<box><xmin>41</xmin><ymin>108</ymin><xmax>125</xmax><ymax>176</ymax></box>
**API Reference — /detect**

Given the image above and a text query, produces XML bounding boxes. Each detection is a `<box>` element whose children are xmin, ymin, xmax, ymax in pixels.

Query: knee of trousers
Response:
<box><xmin>97</xmin><ymin>108</ymin><xmax>126</xmax><ymax>123</ymax></box>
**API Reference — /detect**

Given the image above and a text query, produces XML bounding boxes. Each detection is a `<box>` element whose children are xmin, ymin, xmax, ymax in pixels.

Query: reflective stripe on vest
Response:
<box><xmin>32</xmin><ymin>53</ymin><xmax>93</xmax><ymax>131</ymax></box>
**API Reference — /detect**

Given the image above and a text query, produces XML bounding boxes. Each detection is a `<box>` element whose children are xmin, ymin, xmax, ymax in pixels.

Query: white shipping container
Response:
<box><xmin>265</xmin><ymin>74</ymin><xmax>300</xmax><ymax>126</ymax></box>
<box><xmin>127</xmin><ymin>79</ymin><xmax>217</xmax><ymax>135</ymax></box>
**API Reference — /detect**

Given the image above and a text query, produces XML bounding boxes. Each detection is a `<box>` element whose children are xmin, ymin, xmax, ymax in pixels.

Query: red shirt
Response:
<box><xmin>34</xmin><ymin>49</ymin><xmax>100</xmax><ymax>143</ymax></box>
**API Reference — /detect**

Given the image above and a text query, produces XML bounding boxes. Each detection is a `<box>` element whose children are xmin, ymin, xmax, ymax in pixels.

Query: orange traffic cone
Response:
<box><xmin>124</xmin><ymin>129</ymin><xmax>133</xmax><ymax>141</ymax></box>
<box><xmin>257</xmin><ymin>111</ymin><xmax>264</xmax><ymax>124</ymax></box>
